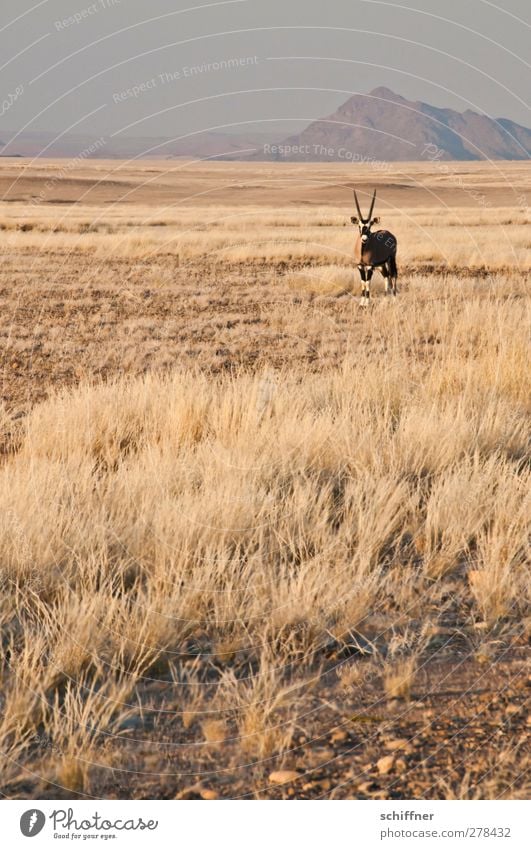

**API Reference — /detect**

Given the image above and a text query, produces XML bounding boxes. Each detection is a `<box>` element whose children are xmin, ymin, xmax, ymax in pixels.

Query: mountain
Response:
<box><xmin>263</xmin><ymin>87</ymin><xmax>531</xmax><ymax>161</ymax></box>
<box><xmin>2</xmin><ymin>90</ymin><xmax>530</xmax><ymax>161</ymax></box>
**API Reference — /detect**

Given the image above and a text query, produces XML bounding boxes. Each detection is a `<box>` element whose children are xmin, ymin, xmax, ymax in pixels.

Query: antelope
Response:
<box><xmin>351</xmin><ymin>189</ymin><xmax>398</xmax><ymax>305</ymax></box>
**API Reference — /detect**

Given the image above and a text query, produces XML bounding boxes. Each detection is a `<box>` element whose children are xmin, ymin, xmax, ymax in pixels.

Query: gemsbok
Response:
<box><xmin>351</xmin><ymin>189</ymin><xmax>398</xmax><ymax>305</ymax></box>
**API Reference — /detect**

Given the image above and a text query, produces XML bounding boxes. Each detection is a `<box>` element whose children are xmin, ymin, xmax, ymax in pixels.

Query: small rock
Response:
<box><xmin>199</xmin><ymin>787</ymin><xmax>218</xmax><ymax>800</ymax></box>
<box><xmin>118</xmin><ymin>715</ymin><xmax>144</xmax><ymax>732</ymax></box>
<box><xmin>386</xmin><ymin>738</ymin><xmax>413</xmax><ymax>754</ymax></box>
<box><xmin>505</xmin><ymin>705</ymin><xmax>519</xmax><ymax>716</ymax></box>
<box><xmin>358</xmin><ymin>780</ymin><xmax>380</xmax><ymax>794</ymax></box>
<box><xmin>331</xmin><ymin>729</ymin><xmax>348</xmax><ymax>743</ymax></box>
<box><xmin>268</xmin><ymin>770</ymin><xmax>301</xmax><ymax>785</ymax></box>
<box><xmin>174</xmin><ymin>785</ymin><xmax>203</xmax><ymax>800</ymax></box>
<box><xmin>314</xmin><ymin>747</ymin><xmax>335</xmax><ymax>762</ymax></box>
<box><xmin>376</xmin><ymin>755</ymin><xmax>395</xmax><ymax>775</ymax></box>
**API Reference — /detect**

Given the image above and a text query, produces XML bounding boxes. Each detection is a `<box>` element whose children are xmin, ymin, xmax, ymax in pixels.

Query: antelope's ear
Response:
<box><xmin>350</xmin><ymin>216</ymin><xmax>358</xmax><ymax>225</ymax></box>
<box><xmin>371</xmin><ymin>217</ymin><xmax>380</xmax><ymax>225</ymax></box>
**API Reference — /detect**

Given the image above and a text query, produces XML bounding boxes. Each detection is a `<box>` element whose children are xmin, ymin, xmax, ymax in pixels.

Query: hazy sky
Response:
<box><xmin>1</xmin><ymin>0</ymin><xmax>529</xmax><ymax>147</ymax></box>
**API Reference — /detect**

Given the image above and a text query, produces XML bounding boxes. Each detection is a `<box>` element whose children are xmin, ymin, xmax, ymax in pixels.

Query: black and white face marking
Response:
<box><xmin>350</xmin><ymin>216</ymin><xmax>380</xmax><ymax>242</ymax></box>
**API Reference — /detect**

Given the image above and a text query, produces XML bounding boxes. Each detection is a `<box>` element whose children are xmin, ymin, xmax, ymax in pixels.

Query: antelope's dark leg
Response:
<box><xmin>389</xmin><ymin>254</ymin><xmax>398</xmax><ymax>295</ymax></box>
<box><xmin>381</xmin><ymin>261</ymin><xmax>390</xmax><ymax>294</ymax></box>
<box><xmin>365</xmin><ymin>266</ymin><xmax>374</xmax><ymax>303</ymax></box>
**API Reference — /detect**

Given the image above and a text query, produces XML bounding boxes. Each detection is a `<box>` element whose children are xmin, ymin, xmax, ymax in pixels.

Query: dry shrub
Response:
<box><xmin>3</xmin><ymin>201</ymin><xmax>530</xmax><ymax>270</ymax></box>
<box><xmin>468</xmin><ymin>480</ymin><xmax>530</xmax><ymax>624</ymax></box>
<box><xmin>286</xmin><ymin>264</ymin><xmax>357</xmax><ymax>296</ymax></box>
<box><xmin>382</xmin><ymin>658</ymin><xmax>417</xmax><ymax>700</ymax></box>
<box><xmin>217</xmin><ymin>656</ymin><xmax>307</xmax><ymax>759</ymax></box>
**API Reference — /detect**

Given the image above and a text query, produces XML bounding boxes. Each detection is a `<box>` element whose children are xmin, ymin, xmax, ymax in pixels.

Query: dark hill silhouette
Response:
<box><xmin>2</xmin><ymin>90</ymin><xmax>530</xmax><ymax>161</ymax></box>
<box><xmin>262</xmin><ymin>87</ymin><xmax>531</xmax><ymax>161</ymax></box>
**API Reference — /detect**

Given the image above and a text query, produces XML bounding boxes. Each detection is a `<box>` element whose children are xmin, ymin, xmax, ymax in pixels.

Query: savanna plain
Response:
<box><xmin>0</xmin><ymin>160</ymin><xmax>529</xmax><ymax>800</ymax></box>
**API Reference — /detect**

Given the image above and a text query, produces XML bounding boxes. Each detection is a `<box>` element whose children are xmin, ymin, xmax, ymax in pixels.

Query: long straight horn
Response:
<box><xmin>353</xmin><ymin>190</ymin><xmax>363</xmax><ymax>220</ymax></box>
<box><xmin>368</xmin><ymin>188</ymin><xmax>376</xmax><ymax>220</ymax></box>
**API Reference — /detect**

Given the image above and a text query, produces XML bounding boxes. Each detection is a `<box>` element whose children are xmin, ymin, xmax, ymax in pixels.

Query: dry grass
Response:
<box><xmin>2</xmin><ymin>299</ymin><xmax>529</xmax><ymax>791</ymax></box>
<box><xmin>0</xmin><ymin>160</ymin><xmax>529</xmax><ymax>799</ymax></box>
<box><xmin>1</xmin><ymin>204</ymin><xmax>529</xmax><ymax>269</ymax></box>
<box><xmin>286</xmin><ymin>264</ymin><xmax>358</xmax><ymax>296</ymax></box>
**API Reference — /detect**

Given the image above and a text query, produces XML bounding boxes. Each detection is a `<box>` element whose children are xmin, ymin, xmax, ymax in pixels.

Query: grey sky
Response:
<box><xmin>1</xmin><ymin>0</ymin><xmax>530</xmax><ymax>144</ymax></box>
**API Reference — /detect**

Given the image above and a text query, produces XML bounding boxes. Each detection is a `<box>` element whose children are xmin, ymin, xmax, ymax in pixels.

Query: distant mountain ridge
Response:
<box><xmin>2</xmin><ymin>89</ymin><xmax>530</xmax><ymax>161</ymax></box>
<box><xmin>264</xmin><ymin>87</ymin><xmax>531</xmax><ymax>161</ymax></box>
<box><xmin>0</xmin><ymin>130</ymin><xmax>280</xmax><ymax>160</ymax></box>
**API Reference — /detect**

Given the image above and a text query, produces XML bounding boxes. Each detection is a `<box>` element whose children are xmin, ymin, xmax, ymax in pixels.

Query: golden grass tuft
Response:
<box><xmin>286</xmin><ymin>264</ymin><xmax>358</xmax><ymax>296</ymax></box>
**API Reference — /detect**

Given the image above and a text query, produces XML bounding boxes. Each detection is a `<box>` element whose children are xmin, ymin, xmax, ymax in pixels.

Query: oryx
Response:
<box><xmin>351</xmin><ymin>189</ymin><xmax>398</xmax><ymax>305</ymax></box>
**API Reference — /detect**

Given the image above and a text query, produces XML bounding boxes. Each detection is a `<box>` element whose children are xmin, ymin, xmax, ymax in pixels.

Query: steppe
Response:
<box><xmin>0</xmin><ymin>159</ymin><xmax>529</xmax><ymax>799</ymax></box>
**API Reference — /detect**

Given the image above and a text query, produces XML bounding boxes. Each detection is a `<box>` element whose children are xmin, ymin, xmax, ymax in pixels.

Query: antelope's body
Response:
<box><xmin>350</xmin><ymin>190</ymin><xmax>398</xmax><ymax>305</ymax></box>
<box><xmin>353</xmin><ymin>230</ymin><xmax>396</xmax><ymax>266</ymax></box>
